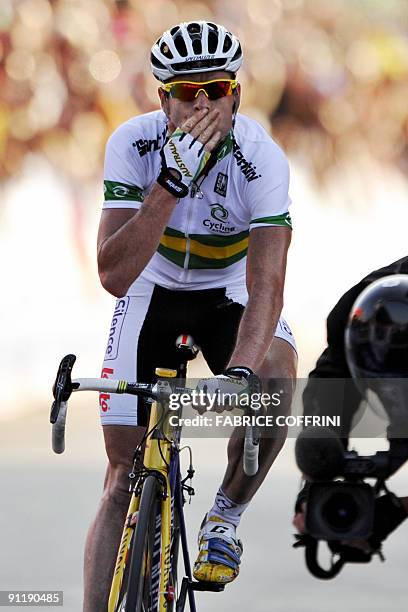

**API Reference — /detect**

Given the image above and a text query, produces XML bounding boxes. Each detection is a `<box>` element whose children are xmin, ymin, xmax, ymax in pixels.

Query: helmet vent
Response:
<box><xmin>231</xmin><ymin>43</ymin><xmax>242</xmax><ymax>62</ymax></box>
<box><xmin>150</xmin><ymin>52</ymin><xmax>166</xmax><ymax>70</ymax></box>
<box><xmin>174</xmin><ymin>32</ymin><xmax>188</xmax><ymax>57</ymax></box>
<box><xmin>192</xmin><ymin>38</ymin><xmax>202</xmax><ymax>55</ymax></box>
<box><xmin>170</xmin><ymin>26</ymin><xmax>180</xmax><ymax>36</ymax></box>
<box><xmin>187</xmin><ymin>22</ymin><xmax>201</xmax><ymax>35</ymax></box>
<box><xmin>208</xmin><ymin>30</ymin><xmax>218</xmax><ymax>53</ymax></box>
<box><xmin>223</xmin><ymin>35</ymin><xmax>232</xmax><ymax>53</ymax></box>
<box><xmin>160</xmin><ymin>42</ymin><xmax>173</xmax><ymax>59</ymax></box>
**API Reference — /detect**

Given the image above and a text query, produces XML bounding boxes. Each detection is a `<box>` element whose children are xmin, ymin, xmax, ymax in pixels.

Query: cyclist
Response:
<box><xmin>293</xmin><ymin>257</ymin><xmax>408</xmax><ymax>550</ymax></box>
<box><xmin>84</xmin><ymin>21</ymin><xmax>297</xmax><ymax>610</ymax></box>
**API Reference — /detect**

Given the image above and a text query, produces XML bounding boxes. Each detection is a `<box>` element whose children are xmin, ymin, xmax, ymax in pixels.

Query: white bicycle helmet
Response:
<box><xmin>150</xmin><ymin>21</ymin><xmax>243</xmax><ymax>82</ymax></box>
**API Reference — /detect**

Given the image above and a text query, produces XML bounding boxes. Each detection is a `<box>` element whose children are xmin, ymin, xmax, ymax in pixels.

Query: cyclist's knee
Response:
<box><xmin>259</xmin><ymin>338</ymin><xmax>297</xmax><ymax>410</ymax></box>
<box><xmin>102</xmin><ymin>464</ymin><xmax>131</xmax><ymax>507</ymax></box>
<box><xmin>259</xmin><ymin>338</ymin><xmax>297</xmax><ymax>381</ymax></box>
<box><xmin>103</xmin><ymin>424</ymin><xmax>146</xmax><ymax>466</ymax></box>
<box><xmin>102</xmin><ymin>424</ymin><xmax>146</xmax><ymax>506</ymax></box>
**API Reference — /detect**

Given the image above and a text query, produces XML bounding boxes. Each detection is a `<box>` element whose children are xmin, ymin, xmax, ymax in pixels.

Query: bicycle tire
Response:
<box><xmin>125</xmin><ymin>475</ymin><xmax>161</xmax><ymax>612</ymax></box>
<box><xmin>167</xmin><ymin>503</ymin><xmax>181</xmax><ymax>611</ymax></box>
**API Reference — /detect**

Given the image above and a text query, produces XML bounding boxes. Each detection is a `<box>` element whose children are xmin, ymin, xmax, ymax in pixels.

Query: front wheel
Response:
<box><xmin>125</xmin><ymin>475</ymin><xmax>162</xmax><ymax>611</ymax></box>
<box><xmin>167</xmin><ymin>502</ymin><xmax>181</xmax><ymax>611</ymax></box>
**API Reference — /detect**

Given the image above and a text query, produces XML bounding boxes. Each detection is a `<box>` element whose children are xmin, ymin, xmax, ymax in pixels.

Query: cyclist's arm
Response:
<box><xmin>227</xmin><ymin>225</ymin><xmax>291</xmax><ymax>371</ymax></box>
<box><xmin>98</xmin><ymin>110</ymin><xmax>220</xmax><ymax>298</ymax></box>
<box><xmin>97</xmin><ymin>186</ymin><xmax>177</xmax><ymax>297</ymax></box>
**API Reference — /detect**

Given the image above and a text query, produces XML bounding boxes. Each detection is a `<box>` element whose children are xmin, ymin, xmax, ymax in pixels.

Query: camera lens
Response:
<box><xmin>306</xmin><ymin>482</ymin><xmax>375</xmax><ymax>540</ymax></box>
<box><xmin>321</xmin><ymin>492</ymin><xmax>359</xmax><ymax>531</ymax></box>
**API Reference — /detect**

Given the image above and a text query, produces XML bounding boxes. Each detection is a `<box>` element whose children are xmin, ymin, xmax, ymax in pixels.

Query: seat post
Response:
<box><xmin>175</xmin><ymin>334</ymin><xmax>200</xmax><ymax>382</ymax></box>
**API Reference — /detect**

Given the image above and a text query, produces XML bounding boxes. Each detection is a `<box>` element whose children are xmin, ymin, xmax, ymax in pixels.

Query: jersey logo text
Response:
<box><xmin>168</xmin><ymin>140</ymin><xmax>193</xmax><ymax>177</ymax></box>
<box><xmin>133</xmin><ymin>129</ymin><xmax>166</xmax><ymax>157</ymax></box>
<box><xmin>100</xmin><ymin>367</ymin><xmax>114</xmax><ymax>412</ymax></box>
<box><xmin>203</xmin><ymin>204</ymin><xmax>236</xmax><ymax>233</ymax></box>
<box><xmin>214</xmin><ymin>172</ymin><xmax>228</xmax><ymax>197</ymax></box>
<box><xmin>232</xmin><ymin>141</ymin><xmax>262</xmax><ymax>182</ymax></box>
<box><xmin>105</xmin><ymin>298</ymin><xmax>129</xmax><ymax>361</ymax></box>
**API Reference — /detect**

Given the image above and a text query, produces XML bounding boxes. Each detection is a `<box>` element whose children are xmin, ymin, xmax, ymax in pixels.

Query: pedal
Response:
<box><xmin>189</xmin><ymin>580</ymin><xmax>225</xmax><ymax>592</ymax></box>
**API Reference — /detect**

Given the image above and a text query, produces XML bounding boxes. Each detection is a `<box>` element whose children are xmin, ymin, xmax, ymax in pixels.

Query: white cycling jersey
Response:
<box><xmin>103</xmin><ymin>110</ymin><xmax>292</xmax><ymax>291</ymax></box>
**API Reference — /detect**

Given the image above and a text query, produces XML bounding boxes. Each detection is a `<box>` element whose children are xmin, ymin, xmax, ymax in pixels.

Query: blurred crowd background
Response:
<box><xmin>2</xmin><ymin>0</ymin><xmax>408</xmax><ymax>184</ymax></box>
<box><xmin>2</xmin><ymin>0</ymin><xmax>408</xmax><ymax>417</ymax></box>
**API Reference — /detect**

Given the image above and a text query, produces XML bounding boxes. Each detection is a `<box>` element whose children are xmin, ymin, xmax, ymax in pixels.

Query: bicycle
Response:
<box><xmin>50</xmin><ymin>334</ymin><xmax>261</xmax><ymax>611</ymax></box>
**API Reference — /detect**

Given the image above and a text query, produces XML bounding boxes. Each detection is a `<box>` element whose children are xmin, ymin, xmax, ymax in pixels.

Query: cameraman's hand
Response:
<box><xmin>292</xmin><ymin>504</ymin><xmax>306</xmax><ymax>534</ymax></box>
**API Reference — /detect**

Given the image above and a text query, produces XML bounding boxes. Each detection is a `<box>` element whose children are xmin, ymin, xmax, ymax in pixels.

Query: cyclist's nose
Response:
<box><xmin>193</xmin><ymin>91</ymin><xmax>211</xmax><ymax>113</ymax></box>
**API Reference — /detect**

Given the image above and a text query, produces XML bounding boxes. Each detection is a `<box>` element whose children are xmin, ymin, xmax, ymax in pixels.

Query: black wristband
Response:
<box><xmin>224</xmin><ymin>366</ymin><xmax>262</xmax><ymax>394</ymax></box>
<box><xmin>157</xmin><ymin>168</ymin><xmax>189</xmax><ymax>198</ymax></box>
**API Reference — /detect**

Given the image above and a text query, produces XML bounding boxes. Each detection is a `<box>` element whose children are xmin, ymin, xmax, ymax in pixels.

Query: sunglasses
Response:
<box><xmin>161</xmin><ymin>79</ymin><xmax>238</xmax><ymax>102</ymax></box>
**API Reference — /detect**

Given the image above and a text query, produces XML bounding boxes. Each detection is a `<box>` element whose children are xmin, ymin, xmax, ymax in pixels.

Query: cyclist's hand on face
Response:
<box><xmin>181</xmin><ymin>108</ymin><xmax>221</xmax><ymax>152</ymax></box>
<box><xmin>159</xmin><ymin>109</ymin><xmax>221</xmax><ymax>197</ymax></box>
<box><xmin>168</xmin><ymin>108</ymin><xmax>221</xmax><ymax>153</ymax></box>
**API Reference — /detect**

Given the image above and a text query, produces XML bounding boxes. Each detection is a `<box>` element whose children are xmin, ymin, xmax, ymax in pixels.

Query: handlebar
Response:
<box><xmin>51</xmin><ymin>354</ymin><xmax>76</xmax><ymax>424</ymax></box>
<box><xmin>51</xmin><ymin>354</ymin><xmax>260</xmax><ymax>475</ymax></box>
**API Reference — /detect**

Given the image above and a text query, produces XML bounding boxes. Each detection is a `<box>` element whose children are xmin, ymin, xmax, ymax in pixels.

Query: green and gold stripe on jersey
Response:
<box><xmin>158</xmin><ymin>228</ymin><xmax>249</xmax><ymax>270</ymax></box>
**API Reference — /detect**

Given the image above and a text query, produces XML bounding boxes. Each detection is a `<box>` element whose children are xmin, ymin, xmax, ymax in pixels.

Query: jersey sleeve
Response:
<box><xmin>103</xmin><ymin>122</ymin><xmax>146</xmax><ymax>210</ymax></box>
<box><xmin>245</xmin><ymin>140</ymin><xmax>292</xmax><ymax>231</ymax></box>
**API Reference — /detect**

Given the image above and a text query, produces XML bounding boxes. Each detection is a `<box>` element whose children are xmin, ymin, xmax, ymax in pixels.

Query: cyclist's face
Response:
<box><xmin>159</xmin><ymin>70</ymin><xmax>241</xmax><ymax>139</ymax></box>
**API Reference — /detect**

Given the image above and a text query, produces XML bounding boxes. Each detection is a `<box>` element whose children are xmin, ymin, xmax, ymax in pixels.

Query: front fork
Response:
<box><xmin>108</xmin><ymin>492</ymin><xmax>140</xmax><ymax>612</ymax></box>
<box><xmin>170</xmin><ymin>452</ymin><xmax>197</xmax><ymax>612</ymax></box>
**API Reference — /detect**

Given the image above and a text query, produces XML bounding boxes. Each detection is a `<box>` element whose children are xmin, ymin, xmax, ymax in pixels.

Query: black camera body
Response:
<box><xmin>294</xmin><ymin>427</ymin><xmax>408</xmax><ymax>579</ymax></box>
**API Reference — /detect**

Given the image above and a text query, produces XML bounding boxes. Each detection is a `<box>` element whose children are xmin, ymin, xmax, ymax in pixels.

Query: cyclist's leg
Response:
<box><xmin>195</xmin><ymin>292</ymin><xmax>297</xmax><ymax>583</ymax></box>
<box><xmin>221</xmin><ymin>334</ymin><xmax>297</xmax><ymax>503</ymax></box>
<box><xmin>84</xmin><ymin>280</ymin><xmax>157</xmax><ymax>611</ymax></box>
<box><xmin>83</xmin><ymin>425</ymin><xmax>146</xmax><ymax>612</ymax></box>
<box><xmin>84</xmin><ymin>281</ymin><xmax>197</xmax><ymax>611</ymax></box>
<box><xmin>198</xmin><ymin>288</ymin><xmax>297</xmax><ymax>504</ymax></box>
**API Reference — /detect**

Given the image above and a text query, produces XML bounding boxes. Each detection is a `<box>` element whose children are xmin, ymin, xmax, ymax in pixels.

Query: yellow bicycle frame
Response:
<box><xmin>108</xmin><ymin>370</ymin><xmax>178</xmax><ymax>612</ymax></box>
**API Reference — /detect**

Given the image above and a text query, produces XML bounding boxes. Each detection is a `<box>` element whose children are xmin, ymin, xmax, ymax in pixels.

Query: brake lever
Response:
<box><xmin>50</xmin><ymin>354</ymin><xmax>76</xmax><ymax>423</ymax></box>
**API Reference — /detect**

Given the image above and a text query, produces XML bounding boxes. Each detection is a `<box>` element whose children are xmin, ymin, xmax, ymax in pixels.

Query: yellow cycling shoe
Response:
<box><xmin>193</xmin><ymin>514</ymin><xmax>243</xmax><ymax>584</ymax></box>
